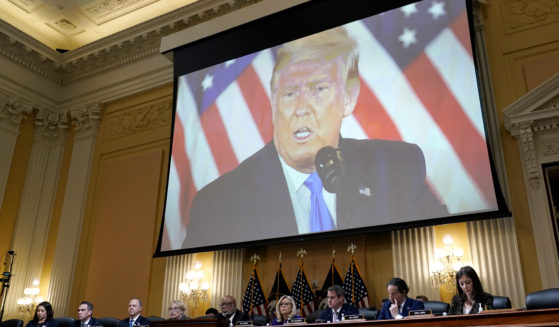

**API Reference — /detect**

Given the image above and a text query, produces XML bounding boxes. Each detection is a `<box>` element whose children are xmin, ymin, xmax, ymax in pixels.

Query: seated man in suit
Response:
<box><xmin>183</xmin><ymin>25</ymin><xmax>447</xmax><ymax>249</ymax></box>
<box><xmin>73</xmin><ymin>301</ymin><xmax>102</xmax><ymax>327</ymax></box>
<box><xmin>318</xmin><ymin>285</ymin><xmax>359</xmax><ymax>322</ymax></box>
<box><xmin>120</xmin><ymin>298</ymin><xmax>150</xmax><ymax>327</ymax></box>
<box><xmin>378</xmin><ymin>278</ymin><xmax>424</xmax><ymax>320</ymax></box>
<box><xmin>218</xmin><ymin>296</ymin><xmax>249</xmax><ymax>326</ymax></box>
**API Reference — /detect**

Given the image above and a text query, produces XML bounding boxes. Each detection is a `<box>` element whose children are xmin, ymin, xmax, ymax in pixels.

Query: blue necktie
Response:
<box><xmin>305</xmin><ymin>172</ymin><xmax>335</xmax><ymax>232</ymax></box>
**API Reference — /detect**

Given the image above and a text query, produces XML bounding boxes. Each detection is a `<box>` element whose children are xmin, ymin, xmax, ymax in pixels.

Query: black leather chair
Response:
<box><xmin>493</xmin><ymin>296</ymin><xmax>512</xmax><ymax>309</ymax></box>
<box><xmin>53</xmin><ymin>317</ymin><xmax>74</xmax><ymax>327</ymax></box>
<box><xmin>100</xmin><ymin>317</ymin><xmax>121</xmax><ymax>327</ymax></box>
<box><xmin>145</xmin><ymin>317</ymin><xmax>164</xmax><ymax>322</ymax></box>
<box><xmin>526</xmin><ymin>288</ymin><xmax>559</xmax><ymax>310</ymax></box>
<box><xmin>358</xmin><ymin>307</ymin><xmax>378</xmax><ymax>320</ymax></box>
<box><xmin>250</xmin><ymin>315</ymin><xmax>268</xmax><ymax>326</ymax></box>
<box><xmin>423</xmin><ymin>301</ymin><xmax>450</xmax><ymax>315</ymax></box>
<box><xmin>304</xmin><ymin>310</ymin><xmax>321</xmax><ymax>323</ymax></box>
<box><xmin>0</xmin><ymin>319</ymin><xmax>23</xmax><ymax>327</ymax></box>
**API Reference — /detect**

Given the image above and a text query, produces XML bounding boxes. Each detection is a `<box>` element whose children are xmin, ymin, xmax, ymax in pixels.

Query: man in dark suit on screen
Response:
<box><xmin>183</xmin><ymin>26</ymin><xmax>447</xmax><ymax>249</ymax></box>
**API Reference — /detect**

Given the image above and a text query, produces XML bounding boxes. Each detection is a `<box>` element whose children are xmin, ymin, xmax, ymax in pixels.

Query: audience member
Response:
<box><xmin>120</xmin><ymin>298</ymin><xmax>150</xmax><ymax>327</ymax></box>
<box><xmin>205</xmin><ymin>308</ymin><xmax>219</xmax><ymax>317</ymax></box>
<box><xmin>415</xmin><ymin>295</ymin><xmax>429</xmax><ymax>302</ymax></box>
<box><xmin>167</xmin><ymin>300</ymin><xmax>190</xmax><ymax>320</ymax></box>
<box><xmin>218</xmin><ymin>295</ymin><xmax>249</xmax><ymax>326</ymax></box>
<box><xmin>318</xmin><ymin>285</ymin><xmax>359</xmax><ymax>322</ymax></box>
<box><xmin>272</xmin><ymin>295</ymin><xmax>301</xmax><ymax>325</ymax></box>
<box><xmin>449</xmin><ymin>266</ymin><xmax>493</xmax><ymax>315</ymax></box>
<box><xmin>378</xmin><ymin>278</ymin><xmax>424</xmax><ymax>320</ymax></box>
<box><xmin>72</xmin><ymin>301</ymin><xmax>102</xmax><ymax>327</ymax></box>
<box><xmin>26</xmin><ymin>301</ymin><xmax>57</xmax><ymax>327</ymax></box>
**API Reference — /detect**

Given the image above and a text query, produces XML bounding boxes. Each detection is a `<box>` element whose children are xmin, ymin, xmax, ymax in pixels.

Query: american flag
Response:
<box><xmin>291</xmin><ymin>265</ymin><xmax>316</xmax><ymax>317</ymax></box>
<box><xmin>162</xmin><ymin>0</ymin><xmax>497</xmax><ymax>250</ymax></box>
<box><xmin>242</xmin><ymin>267</ymin><xmax>268</xmax><ymax>316</ymax></box>
<box><xmin>343</xmin><ymin>258</ymin><xmax>370</xmax><ymax>308</ymax></box>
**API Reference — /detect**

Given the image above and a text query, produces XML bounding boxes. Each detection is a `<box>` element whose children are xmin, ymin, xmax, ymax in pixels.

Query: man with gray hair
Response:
<box><xmin>318</xmin><ymin>285</ymin><xmax>359</xmax><ymax>322</ymax></box>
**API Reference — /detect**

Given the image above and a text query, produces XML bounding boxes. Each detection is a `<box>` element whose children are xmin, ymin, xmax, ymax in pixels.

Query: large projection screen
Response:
<box><xmin>156</xmin><ymin>0</ymin><xmax>509</xmax><ymax>255</ymax></box>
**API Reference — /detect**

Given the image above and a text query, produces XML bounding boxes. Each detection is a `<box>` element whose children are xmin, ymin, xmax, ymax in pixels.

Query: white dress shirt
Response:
<box><xmin>278</xmin><ymin>155</ymin><xmax>337</xmax><ymax>233</ymax></box>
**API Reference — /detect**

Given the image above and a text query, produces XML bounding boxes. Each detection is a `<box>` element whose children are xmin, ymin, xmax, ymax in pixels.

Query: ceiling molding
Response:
<box><xmin>0</xmin><ymin>0</ymin><xmax>263</xmax><ymax>85</ymax></box>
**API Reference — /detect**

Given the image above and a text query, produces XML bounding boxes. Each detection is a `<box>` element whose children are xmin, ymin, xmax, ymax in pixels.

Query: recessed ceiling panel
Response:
<box><xmin>80</xmin><ymin>0</ymin><xmax>160</xmax><ymax>25</ymax></box>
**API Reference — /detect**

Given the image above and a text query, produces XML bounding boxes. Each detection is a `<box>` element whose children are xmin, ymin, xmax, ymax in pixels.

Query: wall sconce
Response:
<box><xmin>17</xmin><ymin>279</ymin><xmax>44</xmax><ymax>319</ymax></box>
<box><xmin>178</xmin><ymin>261</ymin><xmax>210</xmax><ymax>308</ymax></box>
<box><xmin>431</xmin><ymin>235</ymin><xmax>464</xmax><ymax>290</ymax></box>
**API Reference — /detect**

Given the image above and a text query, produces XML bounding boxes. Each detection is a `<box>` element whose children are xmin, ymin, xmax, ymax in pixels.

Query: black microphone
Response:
<box><xmin>315</xmin><ymin>146</ymin><xmax>346</xmax><ymax>193</ymax></box>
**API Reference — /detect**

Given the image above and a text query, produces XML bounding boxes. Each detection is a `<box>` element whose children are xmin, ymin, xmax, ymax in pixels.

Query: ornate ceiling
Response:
<box><xmin>0</xmin><ymin>0</ymin><xmax>199</xmax><ymax>51</ymax></box>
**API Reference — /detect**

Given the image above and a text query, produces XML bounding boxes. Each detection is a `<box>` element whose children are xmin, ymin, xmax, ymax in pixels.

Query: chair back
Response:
<box><xmin>493</xmin><ymin>296</ymin><xmax>512</xmax><ymax>309</ymax></box>
<box><xmin>53</xmin><ymin>317</ymin><xmax>74</xmax><ymax>327</ymax></box>
<box><xmin>250</xmin><ymin>315</ymin><xmax>267</xmax><ymax>326</ymax></box>
<box><xmin>526</xmin><ymin>288</ymin><xmax>559</xmax><ymax>310</ymax></box>
<box><xmin>304</xmin><ymin>310</ymin><xmax>321</xmax><ymax>323</ymax></box>
<box><xmin>423</xmin><ymin>301</ymin><xmax>450</xmax><ymax>315</ymax></box>
<box><xmin>357</xmin><ymin>307</ymin><xmax>378</xmax><ymax>320</ymax></box>
<box><xmin>145</xmin><ymin>317</ymin><xmax>163</xmax><ymax>322</ymax></box>
<box><xmin>100</xmin><ymin>317</ymin><xmax>120</xmax><ymax>327</ymax></box>
<box><xmin>0</xmin><ymin>319</ymin><xmax>23</xmax><ymax>327</ymax></box>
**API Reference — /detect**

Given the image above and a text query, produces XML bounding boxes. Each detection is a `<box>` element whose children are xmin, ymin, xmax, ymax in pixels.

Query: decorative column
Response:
<box><xmin>3</xmin><ymin>107</ymin><xmax>69</xmax><ymax>319</ymax></box>
<box><xmin>0</xmin><ymin>93</ymin><xmax>33</xmax><ymax>210</ymax></box>
<box><xmin>47</xmin><ymin>103</ymin><xmax>101</xmax><ymax>316</ymax></box>
<box><xmin>392</xmin><ymin>227</ymin><xmax>439</xmax><ymax>301</ymax></box>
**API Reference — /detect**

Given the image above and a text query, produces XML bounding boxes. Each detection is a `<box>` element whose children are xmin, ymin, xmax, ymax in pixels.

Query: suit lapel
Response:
<box><xmin>248</xmin><ymin>142</ymin><xmax>298</xmax><ymax>234</ymax></box>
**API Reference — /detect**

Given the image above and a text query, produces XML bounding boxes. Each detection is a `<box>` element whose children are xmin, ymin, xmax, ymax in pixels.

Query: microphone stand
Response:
<box><xmin>0</xmin><ymin>251</ymin><xmax>16</xmax><ymax>322</ymax></box>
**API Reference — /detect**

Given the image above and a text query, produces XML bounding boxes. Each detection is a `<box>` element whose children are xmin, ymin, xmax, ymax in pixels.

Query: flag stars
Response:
<box><xmin>225</xmin><ymin>59</ymin><xmax>236</xmax><ymax>68</ymax></box>
<box><xmin>429</xmin><ymin>1</ymin><xmax>446</xmax><ymax>19</ymax></box>
<box><xmin>201</xmin><ymin>73</ymin><xmax>213</xmax><ymax>91</ymax></box>
<box><xmin>398</xmin><ymin>27</ymin><xmax>417</xmax><ymax>48</ymax></box>
<box><xmin>400</xmin><ymin>4</ymin><xmax>418</xmax><ymax>17</ymax></box>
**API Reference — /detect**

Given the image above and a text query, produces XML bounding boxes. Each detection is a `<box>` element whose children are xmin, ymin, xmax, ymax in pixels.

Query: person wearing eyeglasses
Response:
<box><xmin>218</xmin><ymin>296</ymin><xmax>249</xmax><ymax>326</ymax></box>
<box><xmin>167</xmin><ymin>300</ymin><xmax>190</xmax><ymax>320</ymax></box>
<box><xmin>272</xmin><ymin>295</ymin><xmax>301</xmax><ymax>325</ymax></box>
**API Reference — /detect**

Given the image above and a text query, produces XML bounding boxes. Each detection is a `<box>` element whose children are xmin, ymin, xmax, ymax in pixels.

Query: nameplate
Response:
<box><xmin>236</xmin><ymin>321</ymin><xmax>252</xmax><ymax>326</ymax></box>
<box><xmin>289</xmin><ymin>318</ymin><xmax>305</xmax><ymax>323</ymax></box>
<box><xmin>409</xmin><ymin>309</ymin><xmax>432</xmax><ymax>316</ymax></box>
<box><xmin>313</xmin><ymin>319</ymin><xmax>327</xmax><ymax>323</ymax></box>
<box><xmin>342</xmin><ymin>315</ymin><xmax>363</xmax><ymax>320</ymax></box>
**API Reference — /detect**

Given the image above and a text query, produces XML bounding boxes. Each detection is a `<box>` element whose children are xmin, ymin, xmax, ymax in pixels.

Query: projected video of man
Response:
<box><xmin>160</xmin><ymin>0</ymin><xmax>499</xmax><ymax>252</ymax></box>
<box><xmin>182</xmin><ymin>26</ymin><xmax>448</xmax><ymax>249</ymax></box>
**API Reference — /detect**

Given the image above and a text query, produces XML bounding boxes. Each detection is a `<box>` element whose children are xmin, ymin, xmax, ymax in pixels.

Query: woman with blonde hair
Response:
<box><xmin>167</xmin><ymin>300</ymin><xmax>190</xmax><ymax>320</ymax></box>
<box><xmin>272</xmin><ymin>296</ymin><xmax>301</xmax><ymax>325</ymax></box>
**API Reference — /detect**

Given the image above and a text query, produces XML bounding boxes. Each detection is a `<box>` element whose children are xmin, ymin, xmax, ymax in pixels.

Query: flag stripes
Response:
<box><xmin>162</xmin><ymin>0</ymin><xmax>497</xmax><ymax>251</ymax></box>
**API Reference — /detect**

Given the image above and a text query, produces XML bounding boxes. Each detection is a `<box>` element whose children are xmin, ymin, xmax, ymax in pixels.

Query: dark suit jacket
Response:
<box><xmin>26</xmin><ymin>319</ymin><xmax>58</xmax><ymax>327</ymax></box>
<box><xmin>449</xmin><ymin>292</ymin><xmax>493</xmax><ymax>315</ymax></box>
<box><xmin>71</xmin><ymin>317</ymin><xmax>103</xmax><ymax>327</ymax></box>
<box><xmin>218</xmin><ymin>310</ymin><xmax>250</xmax><ymax>325</ymax></box>
<box><xmin>318</xmin><ymin>303</ymin><xmax>359</xmax><ymax>322</ymax></box>
<box><xmin>184</xmin><ymin>139</ymin><xmax>447</xmax><ymax>248</ymax></box>
<box><xmin>378</xmin><ymin>297</ymin><xmax>424</xmax><ymax>320</ymax></box>
<box><xmin>119</xmin><ymin>315</ymin><xmax>151</xmax><ymax>327</ymax></box>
